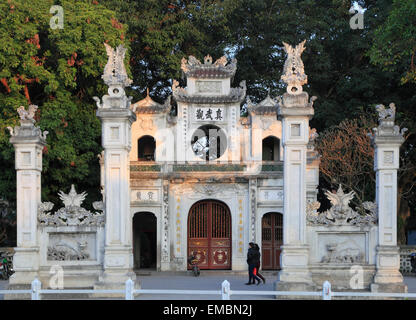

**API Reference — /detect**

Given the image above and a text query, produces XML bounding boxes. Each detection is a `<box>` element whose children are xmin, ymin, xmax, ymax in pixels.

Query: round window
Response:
<box><xmin>191</xmin><ymin>125</ymin><xmax>227</xmax><ymax>161</ymax></box>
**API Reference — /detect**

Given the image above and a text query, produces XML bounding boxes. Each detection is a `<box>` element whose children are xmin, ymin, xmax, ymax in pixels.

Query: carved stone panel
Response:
<box><xmin>47</xmin><ymin>232</ymin><xmax>96</xmax><ymax>261</ymax></box>
<box><xmin>317</xmin><ymin>233</ymin><xmax>366</xmax><ymax>264</ymax></box>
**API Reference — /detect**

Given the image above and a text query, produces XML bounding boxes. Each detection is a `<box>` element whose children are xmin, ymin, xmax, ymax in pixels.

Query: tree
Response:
<box><xmin>314</xmin><ymin>116</ymin><xmax>376</xmax><ymax>207</ymax></box>
<box><xmin>0</xmin><ymin>0</ymin><xmax>127</xmax><ymax>207</ymax></box>
<box><xmin>369</xmin><ymin>0</ymin><xmax>416</xmax><ymax>85</ymax></box>
<box><xmin>101</xmin><ymin>0</ymin><xmax>231</xmax><ymax>101</ymax></box>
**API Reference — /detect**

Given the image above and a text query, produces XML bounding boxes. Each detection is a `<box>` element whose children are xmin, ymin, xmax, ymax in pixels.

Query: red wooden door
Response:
<box><xmin>188</xmin><ymin>200</ymin><xmax>231</xmax><ymax>269</ymax></box>
<box><xmin>261</xmin><ymin>212</ymin><xmax>283</xmax><ymax>270</ymax></box>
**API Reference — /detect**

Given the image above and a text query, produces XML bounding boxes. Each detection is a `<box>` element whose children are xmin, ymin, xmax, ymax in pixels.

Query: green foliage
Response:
<box><xmin>369</xmin><ymin>0</ymin><xmax>416</xmax><ymax>85</ymax></box>
<box><xmin>101</xmin><ymin>0</ymin><xmax>231</xmax><ymax>101</ymax></box>
<box><xmin>0</xmin><ymin>0</ymin><xmax>126</xmax><ymax>206</ymax></box>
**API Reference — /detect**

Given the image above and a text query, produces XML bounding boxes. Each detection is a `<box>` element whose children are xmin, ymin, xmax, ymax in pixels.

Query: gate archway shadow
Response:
<box><xmin>133</xmin><ymin>212</ymin><xmax>157</xmax><ymax>270</ymax></box>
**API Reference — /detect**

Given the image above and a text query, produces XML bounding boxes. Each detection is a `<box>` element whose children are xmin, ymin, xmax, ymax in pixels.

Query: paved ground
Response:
<box><xmin>1</xmin><ymin>272</ymin><xmax>415</xmax><ymax>300</ymax></box>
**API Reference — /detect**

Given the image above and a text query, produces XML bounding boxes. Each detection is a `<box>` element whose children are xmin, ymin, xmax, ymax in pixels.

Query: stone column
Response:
<box><xmin>370</xmin><ymin>103</ymin><xmax>407</xmax><ymax>293</ymax></box>
<box><xmin>275</xmin><ymin>41</ymin><xmax>315</xmax><ymax>292</ymax></box>
<box><xmin>93</xmin><ymin>44</ymin><xmax>137</xmax><ymax>292</ymax></box>
<box><xmin>8</xmin><ymin>105</ymin><xmax>47</xmax><ymax>287</ymax></box>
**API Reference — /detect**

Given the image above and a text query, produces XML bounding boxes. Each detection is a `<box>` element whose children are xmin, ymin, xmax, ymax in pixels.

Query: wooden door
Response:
<box><xmin>261</xmin><ymin>212</ymin><xmax>283</xmax><ymax>270</ymax></box>
<box><xmin>188</xmin><ymin>200</ymin><xmax>231</xmax><ymax>269</ymax></box>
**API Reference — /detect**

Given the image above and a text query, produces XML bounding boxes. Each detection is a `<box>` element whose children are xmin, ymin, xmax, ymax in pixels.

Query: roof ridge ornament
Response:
<box><xmin>281</xmin><ymin>40</ymin><xmax>308</xmax><ymax>94</ymax></box>
<box><xmin>180</xmin><ymin>54</ymin><xmax>237</xmax><ymax>78</ymax></box>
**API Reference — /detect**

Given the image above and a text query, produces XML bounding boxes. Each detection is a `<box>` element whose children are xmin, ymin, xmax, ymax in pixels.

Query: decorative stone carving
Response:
<box><xmin>321</xmin><ymin>242</ymin><xmax>364</xmax><ymax>264</ymax></box>
<box><xmin>180</xmin><ymin>54</ymin><xmax>237</xmax><ymax>78</ymax></box>
<box><xmin>38</xmin><ymin>185</ymin><xmax>105</xmax><ymax>226</ymax></box>
<box><xmin>93</xmin><ymin>44</ymin><xmax>133</xmax><ymax>109</ymax></box>
<box><xmin>17</xmin><ymin>104</ymin><xmax>37</xmax><ymax>122</ymax></box>
<box><xmin>8</xmin><ymin>105</ymin><xmax>48</xmax><ymax>141</ymax></box>
<box><xmin>172</xmin><ymin>79</ymin><xmax>246</xmax><ymax>103</ymax></box>
<box><xmin>193</xmin><ymin>184</ymin><xmax>221</xmax><ymax>196</ymax></box>
<box><xmin>306</xmin><ymin>185</ymin><xmax>377</xmax><ymax>226</ymax></box>
<box><xmin>309</xmin><ymin>127</ymin><xmax>319</xmax><ymax>143</ymax></box>
<box><xmin>281</xmin><ymin>40</ymin><xmax>308</xmax><ymax>94</ymax></box>
<box><xmin>370</xmin><ymin>103</ymin><xmax>408</xmax><ymax>140</ymax></box>
<box><xmin>102</xmin><ymin>43</ymin><xmax>132</xmax><ymax>88</ymax></box>
<box><xmin>48</xmin><ymin>241</ymin><xmax>90</xmax><ymax>261</ymax></box>
<box><xmin>58</xmin><ymin>184</ymin><xmax>87</xmax><ymax>207</ymax></box>
<box><xmin>376</xmin><ymin>103</ymin><xmax>395</xmax><ymax>121</ymax></box>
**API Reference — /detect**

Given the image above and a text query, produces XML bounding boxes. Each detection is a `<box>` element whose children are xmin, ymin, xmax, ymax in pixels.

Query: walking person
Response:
<box><xmin>245</xmin><ymin>242</ymin><xmax>261</xmax><ymax>285</ymax></box>
<box><xmin>254</xmin><ymin>243</ymin><xmax>266</xmax><ymax>284</ymax></box>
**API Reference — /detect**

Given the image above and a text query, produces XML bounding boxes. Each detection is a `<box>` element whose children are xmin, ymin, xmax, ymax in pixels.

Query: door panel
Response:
<box><xmin>262</xmin><ymin>212</ymin><xmax>283</xmax><ymax>270</ymax></box>
<box><xmin>188</xmin><ymin>200</ymin><xmax>231</xmax><ymax>269</ymax></box>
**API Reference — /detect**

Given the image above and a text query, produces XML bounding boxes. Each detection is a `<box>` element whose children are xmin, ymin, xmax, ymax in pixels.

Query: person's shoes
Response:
<box><xmin>256</xmin><ymin>279</ymin><xmax>261</xmax><ymax>285</ymax></box>
<box><xmin>262</xmin><ymin>278</ymin><xmax>266</xmax><ymax>284</ymax></box>
<box><xmin>245</xmin><ymin>282</ymin><xmax>253</xmax><ymax>285</ymax></box>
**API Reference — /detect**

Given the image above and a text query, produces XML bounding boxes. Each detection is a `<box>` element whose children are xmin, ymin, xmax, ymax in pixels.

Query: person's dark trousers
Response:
<box><xmin>248</xmin><ymin>264</ymin><xmax>261</xmax><ymax>284</ymax></box>
<box><xmin>256</xmin><ymin>262</ymin><xmax>265</xmax><ymax>283</ymax></box>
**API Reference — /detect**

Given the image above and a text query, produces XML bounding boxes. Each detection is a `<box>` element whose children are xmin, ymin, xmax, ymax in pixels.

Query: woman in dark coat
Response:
<box><xmin>254</xmin><ymin>243</ymin><xmax>265</xmax><ymax>284</ymax></box>
<box><xmin>245</xmin><ymin>242</ymin><xmax>261</xmax><ymax>285</ymax></box>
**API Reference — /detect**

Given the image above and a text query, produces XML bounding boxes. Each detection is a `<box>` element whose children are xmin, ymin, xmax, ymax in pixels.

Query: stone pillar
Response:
<box><xmin>93</xmin><ymin>44</ymin><xmax>137</xmax><ymax>293</ymax></box>
<box><xmin>275</xmin><ymin>41</ymin><xmax>315</xmax><ymax>292</ymax></box>
<box><xmin>370</xmin><ymin>103</ymin><xmax>407</xmax><ymax>293</ymax></box>
<box><xmin>8</xmin><ymin>105</ymin><xmax>47</xmax><ymax>286</ymax></box>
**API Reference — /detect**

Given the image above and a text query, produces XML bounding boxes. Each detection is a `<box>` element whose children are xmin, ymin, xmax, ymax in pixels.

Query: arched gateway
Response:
<box><xmin>187</xmin><ymin>200</ymin><xmax>231</xmax><ymax>269</ymax></box>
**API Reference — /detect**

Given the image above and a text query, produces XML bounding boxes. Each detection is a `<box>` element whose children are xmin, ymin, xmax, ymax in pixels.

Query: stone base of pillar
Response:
<box><xmin>92</xmin><ymin>246</ymin><xmax>140</xmax><ymax>298</ymax></box>
<box><xmin>275</xmin><ymin>245</ymin><xmax>315</xmax><ymax>295</ymax></box>
<box><xmin>160</xmin><ymin>261</ymin><xmax>171</xmax><ymax>271</ymax></box>
<box><xmin>370</xmin><ymin>246</ymin><xmax>407</xmax><ymax>293</ymax></box>
<box><xmin>7</xmin><ymin>247</ymin><xmax>40</xmax><ymax>286</ymax></box>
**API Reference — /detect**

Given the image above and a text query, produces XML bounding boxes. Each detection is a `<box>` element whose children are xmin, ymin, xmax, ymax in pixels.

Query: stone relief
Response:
<box><xmin>321</xmin><ymin>241</ymin><xmax>364</xmax><ymax>264</ymax></box>
<box><xmin>281</xmin><ymin>40</ymin><xmax>308</xmax><ymax>94</ymax></box>
<box><xmin>306</xmin><ymin>185</ymin><xmax>377</xmax><ymax>226</ymax></box>
<box><xmin>48</xmin><ymin>241</ymin><xmax>90</xmax><ymax>261</ymax></box>
<box><xmin>193</xmin><ymin>184</ymin><xmax>220</xmax><ymax>196</ymax></box>
<box><xmin>38</xmin><ymin>185</ymin><xmax>105</xmax><ymax>227</ymax></box>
